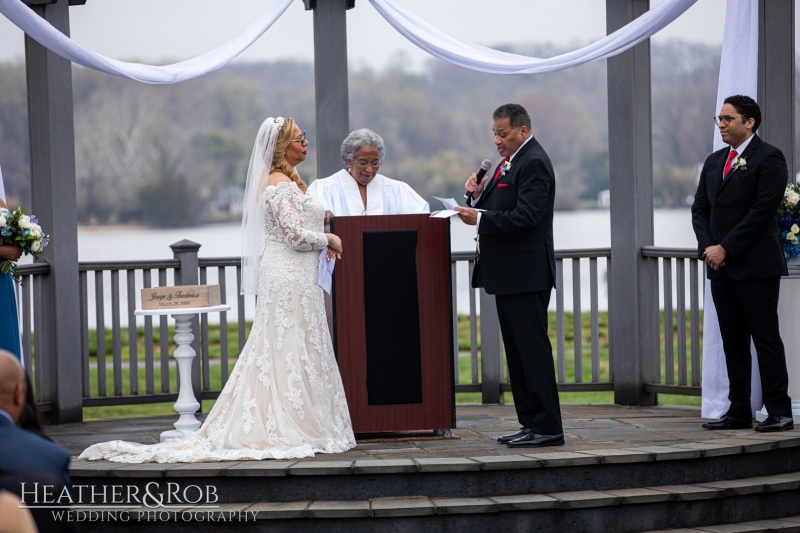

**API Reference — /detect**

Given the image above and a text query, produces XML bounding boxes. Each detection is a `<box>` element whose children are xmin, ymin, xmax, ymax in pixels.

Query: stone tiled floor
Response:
<box><xmin>41</xmin><ymin>404</ymin><xmax>800</xmax><ymax>530</ymax></box>
<box><xmin>45</xmin><ymin>403</ymin><xmax>787</xmax><ymax>461</ymax></box>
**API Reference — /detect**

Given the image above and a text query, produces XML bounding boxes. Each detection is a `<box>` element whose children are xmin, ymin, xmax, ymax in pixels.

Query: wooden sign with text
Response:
<box><xmin>140</xmin><ymin>284</ymin><xmax>221</xmax><ymax>310</ymax></box>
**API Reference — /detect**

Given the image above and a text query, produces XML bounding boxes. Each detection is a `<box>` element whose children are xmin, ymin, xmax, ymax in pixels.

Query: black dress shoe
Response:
<box><xmin>507</xmin><ymin>432</ymin><xmax>565</xmax><ymax>448</ymax></box>
<box><xmin>754</xmin><ymin>416</ymin><xmax>794</xmax><ymax>432</ymax></box>
<box><xmin>701</xmin><ymin>415</ymin><xmax>752</xmax><ymax>430</ymax></box>
<box><xmin>497</xmin><ymin>427</ymin><xmax>532</xmax><ymax>444</ymax></box>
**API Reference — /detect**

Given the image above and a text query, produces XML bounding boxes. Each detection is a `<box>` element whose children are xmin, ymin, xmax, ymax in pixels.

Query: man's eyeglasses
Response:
<box><xmin>291</xmin><ymin>131</ymin><xmax>307</xmax><ymax>143</ymax></box>
<box><xmin>714</xmin><ymin>115</ymin><xmax>741</xmax><ymax>126</ymax></box>
<box><xmin>353</xmin><ymin>159</ymin><xmax>381</xmax><ymax>169</ymax></box>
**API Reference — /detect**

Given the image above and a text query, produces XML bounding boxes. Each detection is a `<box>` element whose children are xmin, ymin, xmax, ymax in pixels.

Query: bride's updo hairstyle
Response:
<box><xmin>270</xmin><ymin>117</ymin><xmax>307</xmax><ymax>193</ymax></box>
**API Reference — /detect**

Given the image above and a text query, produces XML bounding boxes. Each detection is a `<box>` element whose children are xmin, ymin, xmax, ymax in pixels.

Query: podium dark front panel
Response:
<box><xmin>362</xmin><ymin>231</ymin><xmax>423</xmax><ymax>405</ymax></box>
<box><xmin>332</xmin><ymin>214</ymin><xmax>455</xmax><ymax>433</ymax></box>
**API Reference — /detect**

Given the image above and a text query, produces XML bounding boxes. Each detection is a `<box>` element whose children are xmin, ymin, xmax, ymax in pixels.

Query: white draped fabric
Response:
<box><xmin>368</xmin><ymin>0</ymin><xmax>697</xmax><ymax>75</ymax></box>
<box><xmin>3</xmin><ymin>0</ymin><xmax>700</xmax><ymax>83</ymax></box>
<box><xmin>0</xmin><ymin>0</ymin><xmax>291</xmax><ymax>84</ymax></box>
<box><xmin>0</xmin><ymin>164</ymin><xmax>5</xmax><ymax>203</ymax></box>
<box><xmin>700</xmin><ymin>0</ymin><xmax>762</xmax><ymax>419</ymax></box>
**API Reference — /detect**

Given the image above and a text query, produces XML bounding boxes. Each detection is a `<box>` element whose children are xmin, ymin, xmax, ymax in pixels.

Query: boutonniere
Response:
<box><xmin>732</xmin><ymin>157</ymin><xmax>747</xmax><ymax>172</ymax></box>
<box><xmin>501</xmin><ymin>160</ymin><xmax>513</xmax><ymax>176</ymax></box>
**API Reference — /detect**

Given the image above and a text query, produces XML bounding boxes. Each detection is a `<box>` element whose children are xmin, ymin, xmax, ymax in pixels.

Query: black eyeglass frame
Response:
<box><xmin>713</xmin><ymin>114</ymin><xmax>745</xmax><ymax>127</ymax></box>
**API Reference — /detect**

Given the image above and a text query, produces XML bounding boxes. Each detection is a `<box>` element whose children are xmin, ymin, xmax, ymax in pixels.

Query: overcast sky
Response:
<box><xmin>0</xmin><ymin>0</ymin><xmax>744</xmax><ymax>72</ymax></box>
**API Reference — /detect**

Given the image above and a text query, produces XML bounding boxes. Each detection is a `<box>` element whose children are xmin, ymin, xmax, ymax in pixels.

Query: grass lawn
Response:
<box><xmin>81</xmin><ymin>311</ymin><xmax>701</xmax><ymax>420</ymax></box>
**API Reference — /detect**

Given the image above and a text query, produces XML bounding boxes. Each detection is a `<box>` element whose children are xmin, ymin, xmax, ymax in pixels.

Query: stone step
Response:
<box><xmin>68</xmin><ymin>433</ymin><xmax>800</xmax><ymax>503</ymax></box>
<box><xmin>67</xmin><ymin>472</ymin><xmax>800</xmax><ymax>532</ymax></box>
<box><xmin>70</xmin><ymin>431</ymin><xmax>800</xmax><ymax>477</ymax></box>
<box><xmin>229</xmin><ymin>471</ymin><xmax>800</xmax><ymax>517</ymax></box>
<box><xmin>645</xmin><ymin>515</ymin><xmax>800</xmax><ymax>532</ymax></box>
<box><xmin>70</xmin><ymin>432</ymin><xmax>800</xmax><ymax>479</ymax></box>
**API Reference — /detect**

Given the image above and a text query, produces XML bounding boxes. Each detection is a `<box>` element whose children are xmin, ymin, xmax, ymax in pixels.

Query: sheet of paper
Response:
<box><xmin>430</xmin><ymin>210</ymin><xmax>458</xmax><ymax>218</ymax></box>
<box><xmin>430</xmin><ymin>196</ymin><xmax>460</xmax><ymax>218</ymax></box>
<box><xmin>433</xmin><ymin>196</ymin><xmax>460</xmax><ymax>210</ymax></box>
<box><xmin>317</xmin><ymin>247</ymin><xmax>335</xmax><ymax>294</ymax></box>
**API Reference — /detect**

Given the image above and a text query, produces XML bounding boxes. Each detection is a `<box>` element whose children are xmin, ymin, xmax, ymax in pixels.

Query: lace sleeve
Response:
<box><xmin>268</xmin><ymin>183</ymin><xmax>327</xmax><ymax>251</ymax></box>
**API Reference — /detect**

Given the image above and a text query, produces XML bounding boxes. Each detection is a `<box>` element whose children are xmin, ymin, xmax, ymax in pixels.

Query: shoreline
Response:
<box><xmin>78</xmin><ymin>221</ymin><xmax>240</xmax><ymax>233</ymax></box>
<box><xmin>76</xmin><ymin>206</ymin><xmax>696</xmax><ymax>233</ymax></box>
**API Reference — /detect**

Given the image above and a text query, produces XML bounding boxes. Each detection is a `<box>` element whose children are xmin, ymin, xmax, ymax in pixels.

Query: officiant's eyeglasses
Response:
<box><xmin>714</xmin><ymin>114</ymin><xmax>741</xmax><ymax>126</ymax></box>
<box><xmin>354</xmin><ymin>159</ymin><xmax>382</xmax><ymax>169</ymax></box>
<box><xmin>291</xmin><ymin>131</ymin><xmax>307</xmax><ymax>143</ymax></box>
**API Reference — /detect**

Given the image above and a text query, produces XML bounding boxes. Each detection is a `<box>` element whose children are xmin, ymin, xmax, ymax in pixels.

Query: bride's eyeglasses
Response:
<box><xmin>291</xmin><ymin>131</ymin><xmax>308</xmax><ymax>144</ymax></box>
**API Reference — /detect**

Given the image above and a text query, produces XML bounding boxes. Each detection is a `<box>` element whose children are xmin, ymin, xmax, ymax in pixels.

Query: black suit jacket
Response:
<box><xmin>0</xmin><ymin>415</ymin><xmax>71</xmax><ymax>486</ymax></box>
<box><xmin>0</xmin><ymin>469</ymin><xmax>77</xmax><ymax>533</ymax></box>
<box><xmin>692</xmin><ymin>134</ymin><xmax>788</xmax><ymax>280</ymax></box>
<box><xmin>469</xmin><ymin>135</ymin><xmax>556</xmax><ymax>295</ymax></box>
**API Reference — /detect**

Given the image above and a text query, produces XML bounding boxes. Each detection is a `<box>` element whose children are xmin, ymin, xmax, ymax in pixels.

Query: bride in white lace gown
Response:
<box><xmin>80</xmin><ymin>117</ymin><xmax>356</xmax><ymax>463</ymax></box>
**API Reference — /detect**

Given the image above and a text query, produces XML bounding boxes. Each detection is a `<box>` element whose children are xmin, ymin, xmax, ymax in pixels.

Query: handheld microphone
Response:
<box><xmin>464</xmin><ymin>159</ymin><xmax>494</xmax><ymax>202</ymax></box>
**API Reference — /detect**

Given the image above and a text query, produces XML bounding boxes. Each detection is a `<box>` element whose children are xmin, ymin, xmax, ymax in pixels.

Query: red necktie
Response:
<box><xmin>493</xmin><ymin>157</ymin><xmax>510</xmax><ymax>183</ymax></box>
<box><xmin>723</xmin><ymin>149</ymin><xmax>737</xmax><ymax>178</ymax></box>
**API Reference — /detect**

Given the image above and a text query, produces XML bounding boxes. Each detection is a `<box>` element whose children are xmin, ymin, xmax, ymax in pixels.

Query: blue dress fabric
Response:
<box><xmin>0</xmin><ymin>271</ymin><xmax>21</xmax><ymax>360</ymax></box>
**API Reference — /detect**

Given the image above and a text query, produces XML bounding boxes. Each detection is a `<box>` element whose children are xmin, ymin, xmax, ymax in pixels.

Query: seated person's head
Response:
<box><xmin>341</xmin><ymin>129</ymin><xmax>386</xmax><ymax>186</ymax></box>
<box><xmin>0</xmin><ymin>350</ymin><xmax>26</xmax><ymax>424</ymax></box>
<box><xmin>19</xmin><ymin>372</ymin><xmax>44</xmax><ymax>436</ymax></box>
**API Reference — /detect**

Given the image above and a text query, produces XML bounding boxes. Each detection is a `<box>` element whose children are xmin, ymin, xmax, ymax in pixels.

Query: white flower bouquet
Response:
<box><xmin>778</xmin><ymin>184</ymin><xmax>800</xmax><ymax>260</ymax></box>
<box><xmin>0</xmin><ymin>206</ymin><xmax>50</xmax><ymax>284</ymax></box>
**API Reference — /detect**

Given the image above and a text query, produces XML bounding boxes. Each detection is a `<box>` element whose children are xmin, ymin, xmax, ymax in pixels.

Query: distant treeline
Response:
<box><xmin>0</xmin><ymin>41</ymin><xmax>758</xmax><ymax>226</ymax></box>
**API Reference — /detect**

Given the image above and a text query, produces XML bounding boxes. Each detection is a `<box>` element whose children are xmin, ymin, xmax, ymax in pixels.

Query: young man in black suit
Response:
<box><xmin>455</xmin><ymin>103</ymin><xmax>563</xmax><ymax>448</ymax></box>
<box><xmin>692</xmin><ymin>95</ymin><xmax>794</xmax><ymax>432</ymax></box>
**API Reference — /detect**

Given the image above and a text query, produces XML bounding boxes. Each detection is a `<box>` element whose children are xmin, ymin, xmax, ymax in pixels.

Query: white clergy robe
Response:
<box><xmin>307</xmin><ymin>169</ymin><xmax>430</xmax><ymax>216</ymax></box>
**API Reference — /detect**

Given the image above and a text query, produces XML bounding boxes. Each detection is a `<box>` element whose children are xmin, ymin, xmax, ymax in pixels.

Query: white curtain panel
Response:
<box><xmin>701</xmin><ymin>0</ymin><xmax>762</xmax><ymax>419</ymax></box>
<box><xmin>0</xmin><ymin>0</ymin><xmax>292</xmax><ymax>84</ymax></box>
<box><xmin>0</xmin><ymin>164</ymin><xmax>5</xmax><ymax>202</ymax></box>
<box><xmin>368</xmin><ymin>0</ymin><xmax>697</xmax><ymax>75</ymax></box>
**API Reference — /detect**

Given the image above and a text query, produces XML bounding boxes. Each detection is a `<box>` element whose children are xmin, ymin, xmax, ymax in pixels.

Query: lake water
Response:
<box><xmin>73</xmin><ymin>209</ymin><xmax>699</xmax><ymax>327</ymax></box>
<box><xmin>77</xmin><ymin>208</ymin><xmax>698</xmax><ymax>260</ymax></box>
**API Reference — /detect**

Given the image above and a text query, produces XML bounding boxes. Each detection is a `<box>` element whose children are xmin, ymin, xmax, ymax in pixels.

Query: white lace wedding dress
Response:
<box><xmin>80</xmin><ymin>182</ymin><xmax>356</xmax><ymax>462</ymax></box>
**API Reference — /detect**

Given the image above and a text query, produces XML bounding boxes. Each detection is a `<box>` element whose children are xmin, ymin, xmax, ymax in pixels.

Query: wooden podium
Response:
<box><xmin>331</xmin><ymin>214</ymin><xmax>455</xmax><ymax>433</ymax></box>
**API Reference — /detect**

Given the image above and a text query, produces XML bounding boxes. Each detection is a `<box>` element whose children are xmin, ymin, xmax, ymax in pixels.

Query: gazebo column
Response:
<box><xmin>760</xmin><ymin>0</ymin><xmax>800</xmax><ymax>419</ymax></box>
<box><xmin>24</xmin><ymin>0</ymin><xmax>84</xmax><ymax>422</ymax></box>
<box><xmin>606</xmin><ymin>0</ymin><xmax>657</xmax><ymax>406</ymax></box>
<box><xmin>305</xmin><ymin>0</ymin><xmax>354</xmax><ymax>178</ymax></box>
<box><xmin>758</xmin><ymin>0</ymin><xmax>795</xmax><ymax>178</ymax></box>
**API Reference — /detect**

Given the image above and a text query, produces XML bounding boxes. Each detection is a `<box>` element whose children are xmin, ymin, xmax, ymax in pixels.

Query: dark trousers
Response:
<box><xmin>495</xmin><ymin>290</ymin><xmax>562</xmax><ymax>435</ymax></box>
<box><xmin>710</xmin><ymin>273</ymin><xmax>792</xmax><ymax>419</ymax></box>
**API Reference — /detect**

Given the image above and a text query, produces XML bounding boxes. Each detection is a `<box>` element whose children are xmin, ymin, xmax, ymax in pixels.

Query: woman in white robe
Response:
<box><xmin>307</xmin><ymin>128</ymin><xmax>429</xmax><ymax>217</ymax></box>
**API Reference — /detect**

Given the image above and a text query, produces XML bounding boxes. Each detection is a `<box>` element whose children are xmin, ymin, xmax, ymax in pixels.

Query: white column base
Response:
<box><xmin>160</xmin><ymin>429</ymin><xmax>198</xmax><ymax>443</ymax></box>
<box><xmin>772</xmin><ymin>278</ymin><xmax>800</xmax><ymax>423</ymax></box>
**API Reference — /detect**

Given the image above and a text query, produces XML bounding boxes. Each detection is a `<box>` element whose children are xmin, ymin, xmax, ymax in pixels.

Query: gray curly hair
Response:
<box><xmin>340</xmin><ymin>128</ymin><xmax>386</xmax><ymax>166</ymax></box>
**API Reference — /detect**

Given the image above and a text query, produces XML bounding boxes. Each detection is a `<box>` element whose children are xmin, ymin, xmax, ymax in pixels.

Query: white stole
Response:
<box><xmin>337</xmin><ymin>170</ymin><xmax>384</xmax><ymax>216</ymax></box>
